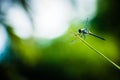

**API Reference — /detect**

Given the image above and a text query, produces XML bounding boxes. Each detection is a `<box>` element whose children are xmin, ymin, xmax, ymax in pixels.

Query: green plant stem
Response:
<box><xmin>74</xmin><ymin>33</ymin><xmax>120</xmax><ymax>70</ymax></box>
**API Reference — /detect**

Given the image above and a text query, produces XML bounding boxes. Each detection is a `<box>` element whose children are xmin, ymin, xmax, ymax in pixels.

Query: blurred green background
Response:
<box><xmin>0</xmin><ymin>0</ymin><xmax>120</xmax><ymax>80</ymax></box>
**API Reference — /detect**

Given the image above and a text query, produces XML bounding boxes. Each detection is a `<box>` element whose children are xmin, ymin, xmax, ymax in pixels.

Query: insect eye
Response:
<box><xmin>78</xmin><ymin>29</ymin><xmax>82</xmax><ymax>33</ymax></box>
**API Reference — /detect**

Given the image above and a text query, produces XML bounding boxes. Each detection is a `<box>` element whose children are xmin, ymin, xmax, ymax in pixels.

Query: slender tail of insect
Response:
<box><xmin>88</xmin><ymin>32</ymin><xmax>105</xmax><ymax>40</ymax></box>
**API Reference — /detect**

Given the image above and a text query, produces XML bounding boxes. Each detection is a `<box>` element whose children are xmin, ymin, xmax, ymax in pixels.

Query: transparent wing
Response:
<box><xmin>85</xmin><ymin>18</ymin><xmax>91</xmax><ymax>31</ymax></box>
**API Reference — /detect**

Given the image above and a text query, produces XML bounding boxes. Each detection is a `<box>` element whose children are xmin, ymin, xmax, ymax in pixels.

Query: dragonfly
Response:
<box><xmin>77</xmin><ymin>19</ymin><xmax>105</xmax><ymax>40</ymax></box>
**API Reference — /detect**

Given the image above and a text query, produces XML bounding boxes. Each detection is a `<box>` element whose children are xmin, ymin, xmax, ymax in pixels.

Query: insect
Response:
<box><xmin>78</xmin><ymin>28</ymin><xmax>105</xmax><ymax>40</ymax></box>
<box><xmin>78</xmin><ymin>19</ymin><xmax>105</xmax><ymax>40</ymax></box>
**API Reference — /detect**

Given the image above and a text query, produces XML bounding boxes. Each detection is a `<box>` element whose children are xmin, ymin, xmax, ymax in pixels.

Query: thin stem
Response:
<box><xmin>73</xmin><ymin>32</ymin><xmax>120</xmax><ymax>70</ymax></box>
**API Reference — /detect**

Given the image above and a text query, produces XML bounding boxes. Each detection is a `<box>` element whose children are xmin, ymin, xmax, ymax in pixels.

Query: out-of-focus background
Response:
<box><xmin>0</xmin><ymin>0</ymin><xmax>120</xmax><ymax>80</ymax></box>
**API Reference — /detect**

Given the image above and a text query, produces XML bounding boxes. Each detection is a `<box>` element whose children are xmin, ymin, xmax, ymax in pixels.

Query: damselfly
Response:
<box><xmin>78</xmin><ymin>28</ymin><xmax>105</xmax><ymax>40</ymax></box>
<box><xmin>77</xmin><ymin>19</ymin><xmax>105</xmax><ymax>40</ymax></box>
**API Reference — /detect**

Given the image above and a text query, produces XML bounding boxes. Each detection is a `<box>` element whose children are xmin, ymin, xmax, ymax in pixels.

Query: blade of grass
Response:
<box><xmin>73</xmin><ymin>32</ymin><xmax>120</xmax><ymax>70</ymax></box>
